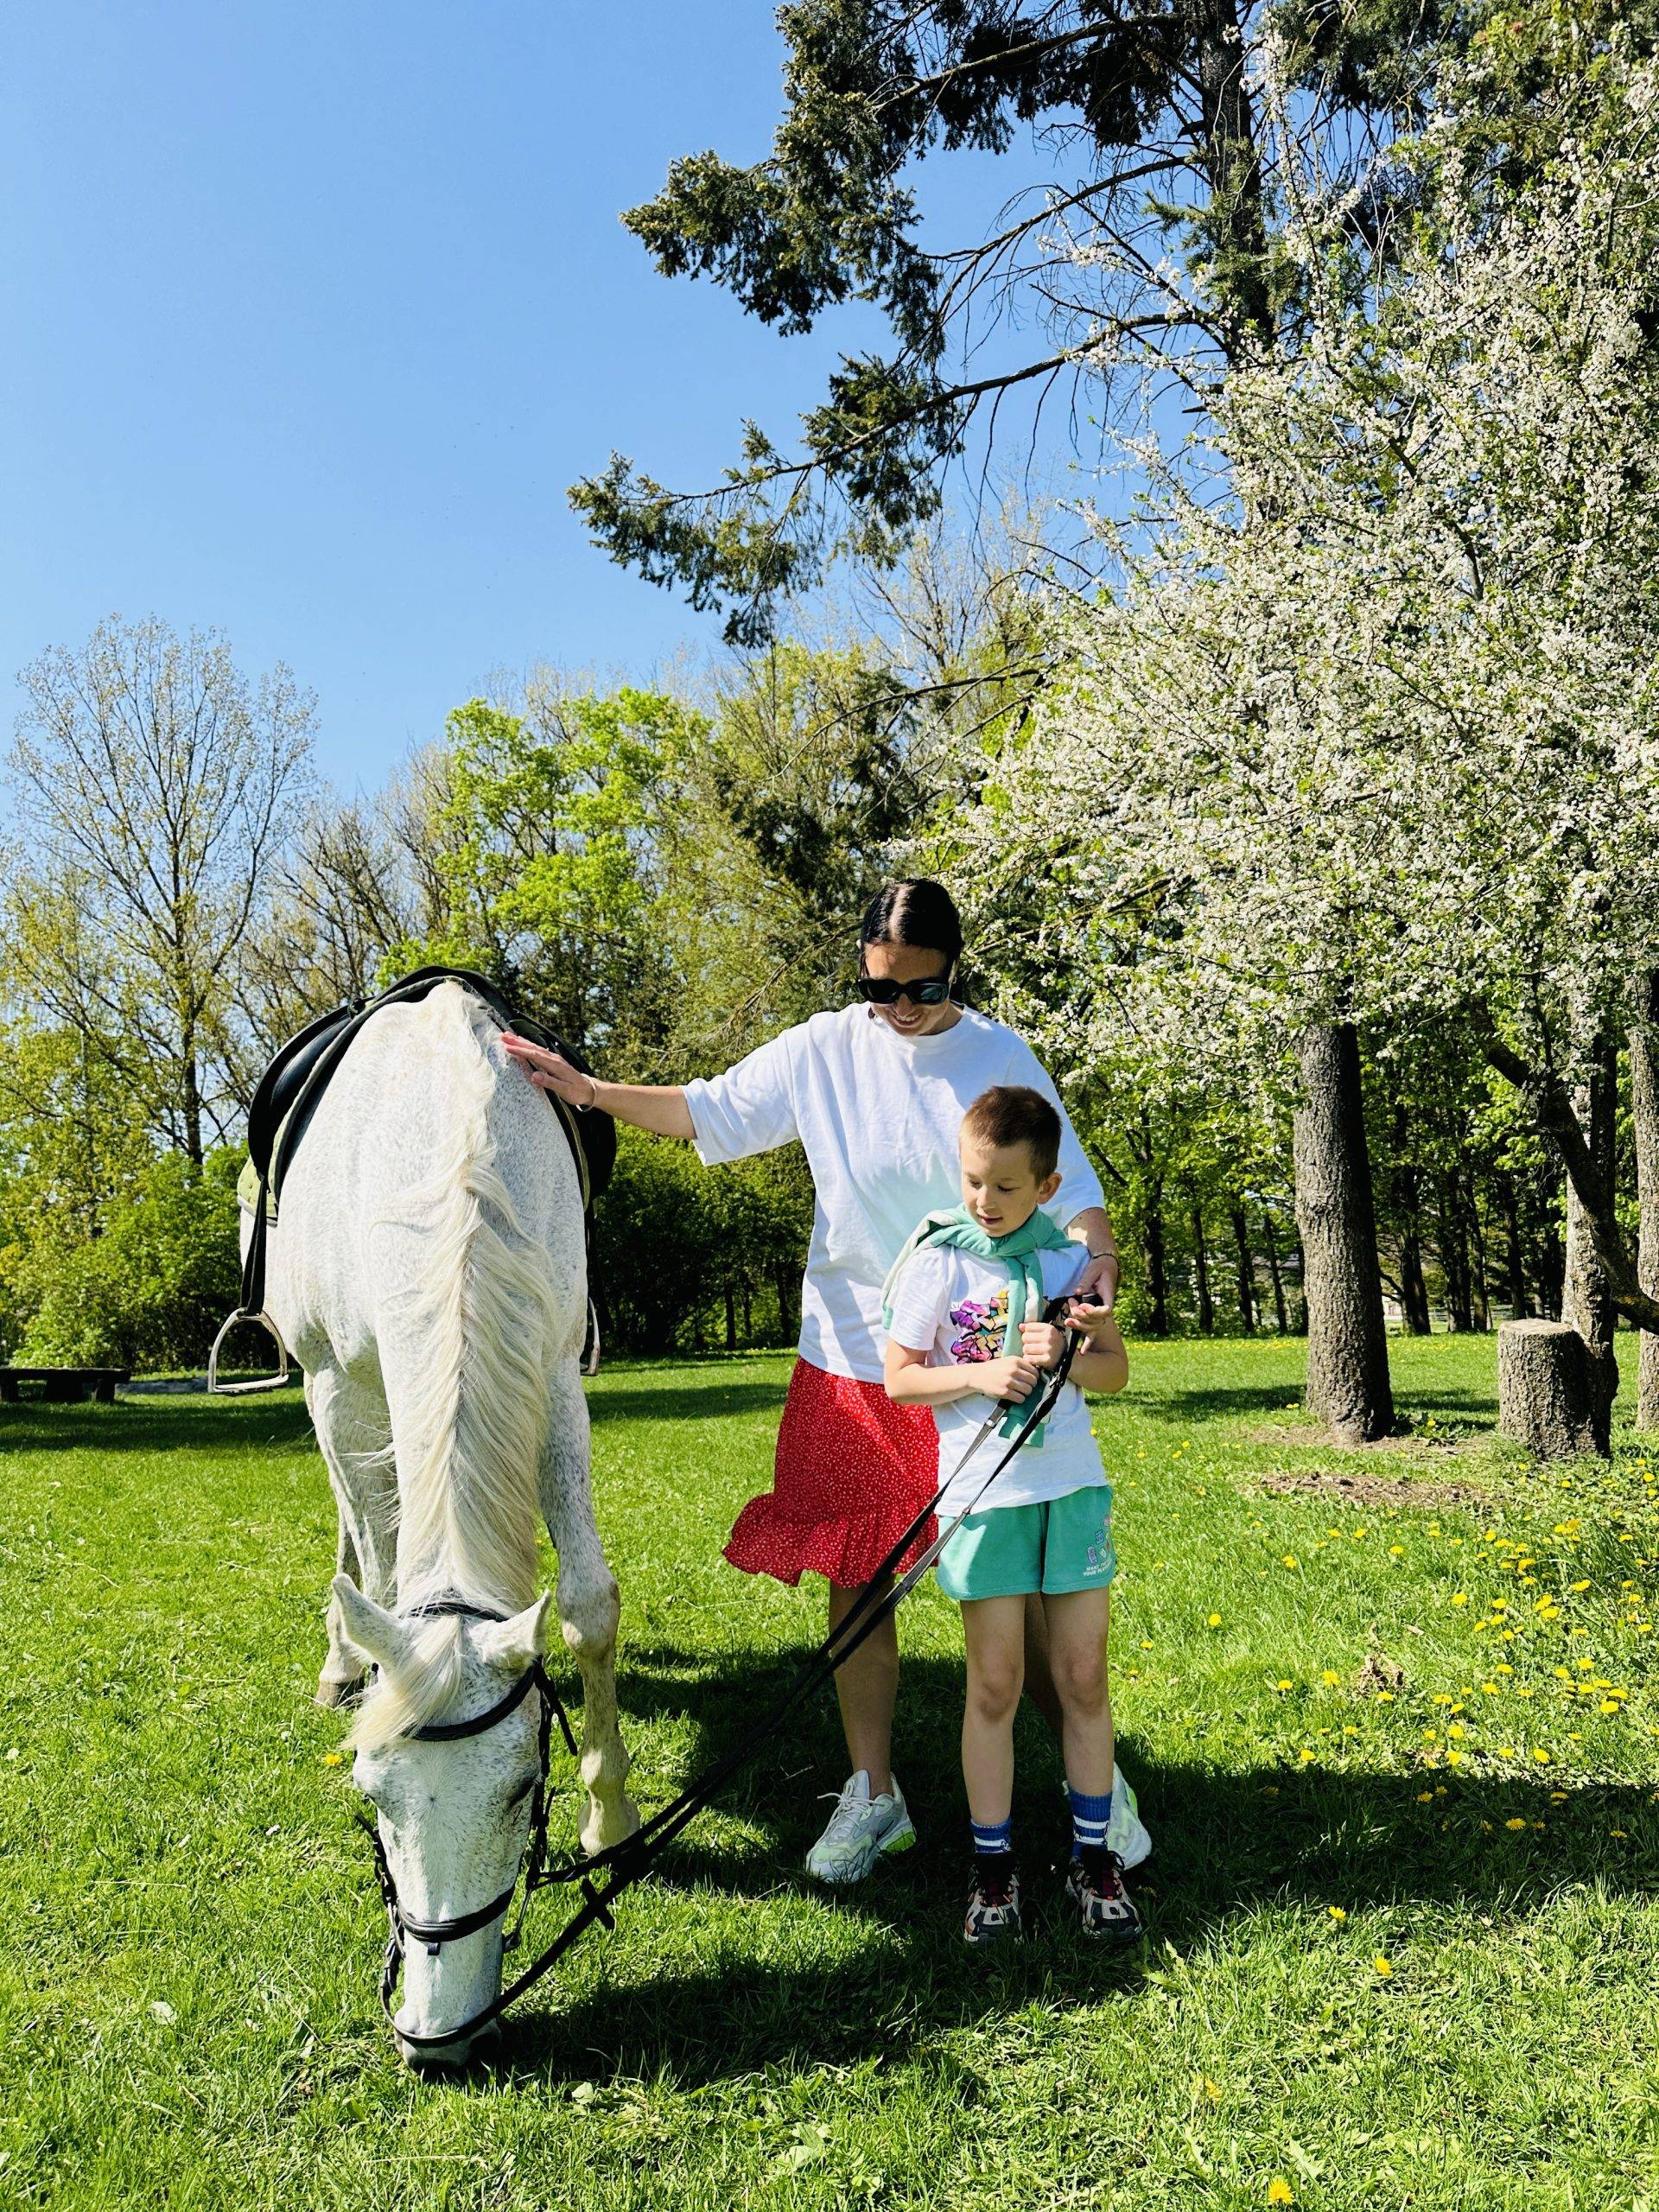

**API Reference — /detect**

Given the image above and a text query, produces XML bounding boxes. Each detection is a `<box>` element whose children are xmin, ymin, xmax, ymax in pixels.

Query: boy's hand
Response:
<box><xmin>1065</xmin><ymin>1297</ymin><xmax>1119</xmax><ymax>1342</ymax></box>
<box><xmin>1019</xmin><ymin>1320</ymin><xmax>1067</xmax><ymax>1370</ymax></box>
<box><xmin>978</xmin><ymin>1353</ymin><xmax>1040</xmax><ymax>1404</ymax></box>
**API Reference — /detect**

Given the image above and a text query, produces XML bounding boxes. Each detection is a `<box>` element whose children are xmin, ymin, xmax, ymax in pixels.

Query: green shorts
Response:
<box><xmin>936</xmin><ymin>1484</ymin><xmax>1117</xmax><ymax>1602</ymax></box>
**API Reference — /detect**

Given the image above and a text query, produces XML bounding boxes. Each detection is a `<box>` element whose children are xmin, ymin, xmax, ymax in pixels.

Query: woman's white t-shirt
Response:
<box><xmin>884</xmin><ymin>1242</ymin><xmax>1107</xmax><ymax>1516</ymax></box>
<box><xmin>683</xmin><ymin>1002</ymin><xmax>1105</xmax><ymax>1384</ymax></box>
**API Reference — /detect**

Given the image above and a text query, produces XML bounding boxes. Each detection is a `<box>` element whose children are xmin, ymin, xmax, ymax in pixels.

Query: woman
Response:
<box><xmin>502</xmin><ymin>880</ymin><xmax>1126</xmax><ymax>1883</ymax></box>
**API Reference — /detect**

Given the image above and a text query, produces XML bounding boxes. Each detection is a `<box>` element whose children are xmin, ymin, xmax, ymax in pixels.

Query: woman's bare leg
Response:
<box><xmin>828</xmin><ymin>1580</ymin><xmax>899</xmax><ymax>1796</ymax></box>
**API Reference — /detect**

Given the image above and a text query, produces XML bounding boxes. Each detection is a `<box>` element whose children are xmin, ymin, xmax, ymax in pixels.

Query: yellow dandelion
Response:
<box><xmin>1600</xmin><ymin>1699</ymin><xmax>1621</xmax><ymax>1714</ymax></box>
<box><xmin>1452</xmin><ymin>1592</ymin><xmax>1470</xmax><ymax>1606</ymax></box>
<box><xmin>1569</xmin><ymin>1581</ymin><xmax>1591</xmax><ymax>1594</ymax></box>
<box><xmin>1299</xmin><ymin>1748</ymin><xmax>1315</xmax><ymax>1763</ymax></box>
<box><xmin>1283</xmin><ymin>1555</ymin><xmax>1300</xmax><ymax>1570</ymax></box>
<box><xmin>1267</xmin><ymin>2181</ymin><xmax>1295</xmax><ymax>2206</ymax></box>
<box><xmin>322</xmin><ymin>1752</ymin><xmax>343</xmax><ymax>1767</ymax></box>
<box><xmin>1207</xmin><ymin>1613</ymin><xmax>1223</xmax><ymax>1628</ymax></box>
<box><xmin>1322</xmin><ymin>1669</ymin><xmax>1340</xmax><ymax>1686</ymax></box>
<box><xmin>1505</xmin><ymin>1817</ymin><xmax>1528</xmax><ymax>1830</ymax></box>
<box><xmin>1275</xmin><ymin>1679</ymin><xmax>1294</xmax><ymax>1692</ymax></box>
<box><xmin>1201</xmin><ymin>2075</ymin><xmax>1223</xmax><ymax>2102</ymax></box>
<box><xmin>1373</xmin><ymin>1955</ymin><xmax>1393</xmax><ymax>1976</ymax></box>
<box><xmin>1327</xmin><ymin>1905</ymin><xmax>1347</xmax><ymax>1921</ymax></box>
<box><xmin>1416</xmin><ymin>1790</ymin><xmax>1433</xmax><ymax>1803</ymax></box>
<box><xmin>1389</xmin><ymin>1545</ymin><xmax>1404</xmax><ymax>1557</ymax></box>
<box><xmin>1533</xmin><ymin>1746</ymin><xmax>1551</xmax><ymax>1763</ymax></box>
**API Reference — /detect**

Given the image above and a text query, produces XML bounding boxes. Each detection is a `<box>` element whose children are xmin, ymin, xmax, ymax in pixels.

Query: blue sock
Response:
<box><xmin>1069</xmin><ymin>1784</ymin><xmax>1113</xmax><ymax>1859</ymax></box>
<box><xmin>970</xmin><ymin>1815</ymin><xmax>1013</xmax><ymax>1859</ymax></box>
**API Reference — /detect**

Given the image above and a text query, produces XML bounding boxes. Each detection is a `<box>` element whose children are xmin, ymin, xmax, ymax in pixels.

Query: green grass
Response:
<box><xmin>3</xmin><ymin>1334</ymin><xmax>1656</xmax><ymax>2210</ymax></box>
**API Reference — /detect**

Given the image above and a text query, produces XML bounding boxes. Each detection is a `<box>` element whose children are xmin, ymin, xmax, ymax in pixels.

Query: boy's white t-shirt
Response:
<box><xmin>683</xmin><ymin>1002</ymin><xmax>1105</xmax><ymax>1385</ymax></box>
<box><xmin>885</xmin><ymin>1241</ymin><xmax>1108</xmax><ymax>1518</ymax></box>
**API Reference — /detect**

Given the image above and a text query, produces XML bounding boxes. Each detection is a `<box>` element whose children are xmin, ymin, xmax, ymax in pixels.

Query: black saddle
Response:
<box><xmin>245</xmin><ymin>963</ymin><xmax>614</xmax><ymax>1213</ymax></box>
<box><xmin>219</xmin><ymin>966</ymin><xmax>613</xmax><ymax>1387</ymax></box>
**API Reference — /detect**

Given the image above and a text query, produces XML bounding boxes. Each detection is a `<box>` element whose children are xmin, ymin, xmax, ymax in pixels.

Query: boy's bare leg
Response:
<box><xmin>1022</xmin><ymin>1592</ymin><xmax>1065</xmax><ymax>1735</ymax></box>
<box><xmin>828</xmin><ymin>1580</ymin><xmax>899</xmax><ymax>1797</ymax></box>
<box><xmin>1041</xmin><ymin>1588</ymin><xmax>1115</xmax><ymax>1796</ymax></box>
<box><xmin>960</xmin><ymin>1595</ymin><xmax>1028</xmax><ymax>1822</ymax></box>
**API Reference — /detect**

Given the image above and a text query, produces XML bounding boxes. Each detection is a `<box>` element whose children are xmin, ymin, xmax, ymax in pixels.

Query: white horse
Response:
<box><xmin>252</xmin><ymin>979</ymin><xmax>638</xmax><ymax>2061</ymax></box>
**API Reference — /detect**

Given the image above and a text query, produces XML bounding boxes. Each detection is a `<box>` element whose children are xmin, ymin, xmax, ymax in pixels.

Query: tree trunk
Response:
<box><xmin>1191</xmin><ymin>1200</ymin><xmax>1215</xmax><ymax>1334</ymax></box>
<box><xmin>1144</xmin><ymin>1178</ymin><xmax>1169</xmax><ymax>1338</ymax></box>
<box><xmin>1294</xmin><ymin>1022</ymin><xmax>1395</xmax><ymax>1443</ymax></box>
<box><xmin>1468</xmin><ymin>1177</ymin><xmax>1491</xmax><ymax>1332</ymax></box>
<box><xmin>1262</xmin><ymin>1210</ymin><xmax>1290</xmax><ymax>1333</ymax></box>
<box><xmin>1632</xmin><ymin>988</ymin><xmax>1659</xmax><ymax>1428</ymax></box>
<box><xmin>1439</xmin><ymin>1175</ymin><xmax>1473</xmax><ymax>1333</ymax></box>
<box><xmin>1500</xmin><ymin>1173</ymin><xmax>1529</xmax><ymax>1320</ymax></box>
<box><xmin>1561</xmin><ymin>1047</ymin><xmax>1619</xmax><ymax>1433</ymax></box>
<box><xmin>1537</xmin><ymin>1222</ymin><xmax>1563</xmax><ymax>1321</ymax></box>
<box><xmin>1498</xmin><ymin>1319</ymin><xmax>1608</xmax><ymax>1459</ymax></box>
<box><xmin>774</xmin><ymin>1268</ymin><xmax>798</xmax><ymax>1343</ymax></box>
<box><xmin>1229</xmin><ymin>1205</ymin><xmax>1256</xmax><ymax>1332</ymax></box>
<box><xmin>724</xmin><ymin>1283</ymin><xmax>737</xmax><ymax>1353</ymax></box>
<box><xmin>1391</xmin><ymin>1131</ymin><xmax>1433</xmax><ymax>1335</ymax></box>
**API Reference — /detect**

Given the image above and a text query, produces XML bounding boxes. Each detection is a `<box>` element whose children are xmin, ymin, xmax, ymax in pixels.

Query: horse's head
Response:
<box><xmin>332</xmin><ymin>1575</ymin><xmax>550</xmax><ymax>2068</ymax></box>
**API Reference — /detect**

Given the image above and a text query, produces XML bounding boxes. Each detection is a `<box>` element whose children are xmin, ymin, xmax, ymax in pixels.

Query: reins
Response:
<box><xmin>368</xmin><ymin>1307</ymin><xmax>1086</xmax><ymax>2055</ymax></box>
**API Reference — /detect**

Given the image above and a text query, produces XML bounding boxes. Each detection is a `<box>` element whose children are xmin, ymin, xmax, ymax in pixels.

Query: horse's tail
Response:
<box><xmin>381</xmin><ymin>981</ymin><xmax>563</xmax><ymax>1623</ymax></box>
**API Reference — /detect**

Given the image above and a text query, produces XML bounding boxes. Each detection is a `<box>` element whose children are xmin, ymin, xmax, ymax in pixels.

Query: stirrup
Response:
<box><xmin>207</xmin><ymin>1308</ymin><xmax>292</xmax><ymax>1395</ymax></box>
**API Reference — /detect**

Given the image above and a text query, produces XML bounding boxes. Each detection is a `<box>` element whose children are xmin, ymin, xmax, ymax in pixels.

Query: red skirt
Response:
<box><xmin>724</xmin><ymin>1358</ymin><xmax>940</xmax><ymax>1588</ymax></box>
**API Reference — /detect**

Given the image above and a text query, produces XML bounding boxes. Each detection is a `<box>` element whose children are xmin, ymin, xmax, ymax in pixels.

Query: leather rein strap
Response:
<box><xmin>378</xmin><ymin>1306</ymin><xmax>1088</xmax><ymax>2055</ymax></box>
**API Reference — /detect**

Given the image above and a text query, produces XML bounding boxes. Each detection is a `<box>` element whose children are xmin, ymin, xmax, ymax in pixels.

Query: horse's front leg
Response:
<box><xmin>306</xmin><ymin>1363</ymin><xmax>396</xmax><ymax>1708</ymax></box>
<box><xmin>542</xmin><ymin>1368</ymin><xmax>639</xmax><ymax>1855</ymax></box>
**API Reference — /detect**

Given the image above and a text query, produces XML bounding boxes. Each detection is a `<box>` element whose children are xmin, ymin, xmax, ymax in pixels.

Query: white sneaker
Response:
<box><xmin>1109</xmin><ymin>1767</ymin><xmax>1153</xmax><ymax>1870</ymax></box>
<box><xmin>804</xmin><ymin>1770</ymin><xmax>917</xmax><ymax>1884</ymax></box>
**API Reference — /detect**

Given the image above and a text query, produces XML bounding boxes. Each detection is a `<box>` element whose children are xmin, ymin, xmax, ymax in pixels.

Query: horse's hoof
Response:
<box><xmin>315</xmin><ymin>1672</ymin><xmax>365</xmax><ymax>1710</ymax></box>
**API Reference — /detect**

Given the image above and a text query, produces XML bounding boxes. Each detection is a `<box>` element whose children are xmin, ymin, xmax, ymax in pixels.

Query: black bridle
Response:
<box><xmin>359</xmin><ymin>1309</ymin><xmax>1087</xmax><ymax>2056</ymax></box>
<box><xmin>360</xmin><ymin>1599</ymin><xmax>587</xmax><ymax>2048</ymax></box>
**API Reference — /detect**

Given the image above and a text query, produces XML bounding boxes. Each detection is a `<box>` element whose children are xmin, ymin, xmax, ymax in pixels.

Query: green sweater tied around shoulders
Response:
<box><xmin>880</xmin><ymin>1205</ymin><xmax>1077</xmax><ymax>1446</ymax></box>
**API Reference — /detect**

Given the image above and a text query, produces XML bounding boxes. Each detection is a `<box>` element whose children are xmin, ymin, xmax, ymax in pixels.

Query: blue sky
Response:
<box><xmin>3</xmin><ymin>3</ymin><xmax>1085</xmax><ymax>790</ymax></box>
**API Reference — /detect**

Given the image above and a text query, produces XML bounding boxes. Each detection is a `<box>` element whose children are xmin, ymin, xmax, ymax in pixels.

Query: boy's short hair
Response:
<box><xmin>963</xmin><ymin>1085</ymin><xmax>1062</xmax><ymax>1179</ymax></box>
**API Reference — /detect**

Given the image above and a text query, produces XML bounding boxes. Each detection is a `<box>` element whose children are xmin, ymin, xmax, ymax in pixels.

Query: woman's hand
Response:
<box><xmin>978</xmin><ymin>1352</ymin><xmax>1040</xmax><ymax>1404</ymax></box>
<box><xmin>500</xmin><ymin>1033</ymin><xmax>599</xmax><ymax>1110</ymax></box>
<box><xmin>1019</xmin><ymin>1319</ymin><xmax>1067</xmax><ymax>1370</ymax></box>
<box><xmin>1072</xmin><ymin>1249</ymin><xmax>1119</xmax><ymax>1313</ymax></box>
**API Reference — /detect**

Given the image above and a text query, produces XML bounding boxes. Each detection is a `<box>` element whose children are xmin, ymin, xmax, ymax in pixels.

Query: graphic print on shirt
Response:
<box><xmin>949</xmin><ymin>1288</ymin><xmax>1008</xmax><ymax>1365</ymax></box>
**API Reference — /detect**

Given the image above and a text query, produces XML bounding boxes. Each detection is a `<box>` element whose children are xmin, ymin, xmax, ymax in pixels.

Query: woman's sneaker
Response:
<box><xmin>804</xmin><ymin>1770</ymin><xmax>916</xmax><ymax>1884</ymax></box>
<box><xmin>1109</xmin><ymin>1769</ymin><xmax>1153</xmax><ymax>1870</ymax></box>
<box><xmin>1065</xmin><ymin>1847</ymin><xmax>1141</xmax><ymax>1941</ymax></box>
<box><xmin>963</xmin><ymin>1856</ymin><xmax>1022</xmax><ymax>1945</ymax></box>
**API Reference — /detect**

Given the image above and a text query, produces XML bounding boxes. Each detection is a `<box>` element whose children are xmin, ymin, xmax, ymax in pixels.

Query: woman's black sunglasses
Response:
<box><xmin>857</xmin><ymin>967</ymin><xmax>954</xmax><ymax>1007</ymax></box>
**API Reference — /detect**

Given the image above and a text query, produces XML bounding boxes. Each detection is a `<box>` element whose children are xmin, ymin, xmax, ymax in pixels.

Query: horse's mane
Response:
<box><xmin>348</xmin><ymin>983</ymin><xmax>565</xmax><ymax>1751</ymax></box>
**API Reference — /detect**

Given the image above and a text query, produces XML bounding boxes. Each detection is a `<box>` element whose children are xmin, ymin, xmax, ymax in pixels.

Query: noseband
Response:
<box><xmin>360</xmin><ymin>1599</ymin><xmax>578</xmax><ymax>2046</ymax></box>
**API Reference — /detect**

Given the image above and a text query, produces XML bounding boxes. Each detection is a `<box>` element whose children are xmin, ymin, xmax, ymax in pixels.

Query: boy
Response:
<box><xmin>883</xmin><ymin>1084</ymin><xmax>1139</xmax><ymax>1944</ymax></box>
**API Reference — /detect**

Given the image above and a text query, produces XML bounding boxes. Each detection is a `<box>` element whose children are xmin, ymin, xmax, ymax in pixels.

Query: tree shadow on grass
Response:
<box><xmin>589</xmin><ymin>1381</ymin><xmax>791</xmax><ymax>1426</ymax></box>
<box><xmin>0</xmin><ymin>1396</ymin><xmax>317</xmax><ymax>1457</ymax></box>
<box><xmin>496</xmin><ymin>1643</ymin><xmax>1658</xmax><ymax>2089</ymax></box>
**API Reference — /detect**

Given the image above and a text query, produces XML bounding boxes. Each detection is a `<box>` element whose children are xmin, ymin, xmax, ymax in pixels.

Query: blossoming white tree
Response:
<box><xmin>956</xmin><ymin>48</ymin><xmax>1659</xmax><ymax>1442</ymax></box>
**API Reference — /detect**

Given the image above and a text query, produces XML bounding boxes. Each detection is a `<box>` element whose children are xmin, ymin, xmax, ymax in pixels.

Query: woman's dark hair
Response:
<box><xmin>858</xmin><ymin>879</ymin><xmax>963</xmax><ymax>965</ymax></box>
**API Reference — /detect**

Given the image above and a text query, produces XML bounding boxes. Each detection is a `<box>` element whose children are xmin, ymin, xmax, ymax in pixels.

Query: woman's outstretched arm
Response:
<box><xmin>499</xmin><ymin>1035</ymin><xmax>696</xmax><ymax>1141</ymax></box>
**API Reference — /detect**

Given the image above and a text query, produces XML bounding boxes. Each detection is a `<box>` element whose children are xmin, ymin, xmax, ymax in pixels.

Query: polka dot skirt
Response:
<box><xmin>724</xmin><ymin>1358</ymin><xmax>941</xmax><ymax>1589</ymax></box>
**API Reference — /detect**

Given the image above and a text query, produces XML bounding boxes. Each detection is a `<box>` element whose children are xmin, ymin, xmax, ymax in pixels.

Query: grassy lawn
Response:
<box><xmin>2</xmin><ymin>1334</ymin><xmax>1656</xmax><ymax>2211</ymax></box>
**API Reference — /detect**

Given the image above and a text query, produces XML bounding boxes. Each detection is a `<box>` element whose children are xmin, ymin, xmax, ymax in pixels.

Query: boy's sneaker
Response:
<box><xmin>963</xmin><ymin>1856</ymin><xmax>1023</xmax><ymax>1945</ymax></box>
<box><xmin>1065</xmin><ymin>1847</ymin><xmax>1141</xmax><ymax>1942</ymax></box>
<box><xmin>804</xmin><ymin>1770</ymin><xmax>916</xmax><ymax>1884</ymax></box>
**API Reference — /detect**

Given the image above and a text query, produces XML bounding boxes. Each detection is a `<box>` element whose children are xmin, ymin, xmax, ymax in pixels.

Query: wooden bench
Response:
<box><xmin>0</xmin><ymin>1366</ymin><xmax>130</xmax><ymax>1405</ymax></box>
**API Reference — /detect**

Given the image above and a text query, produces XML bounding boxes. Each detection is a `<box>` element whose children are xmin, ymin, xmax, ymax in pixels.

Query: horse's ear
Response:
<box><xmin>475</xmin><ymin>1592</ymin><xmax>550</xmax><ymax>1672</ymax></box>
<box><xmin>331</xmin><ymin>1575</ymin><xmax>415</xmax><ymax>1675</ymax></box>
